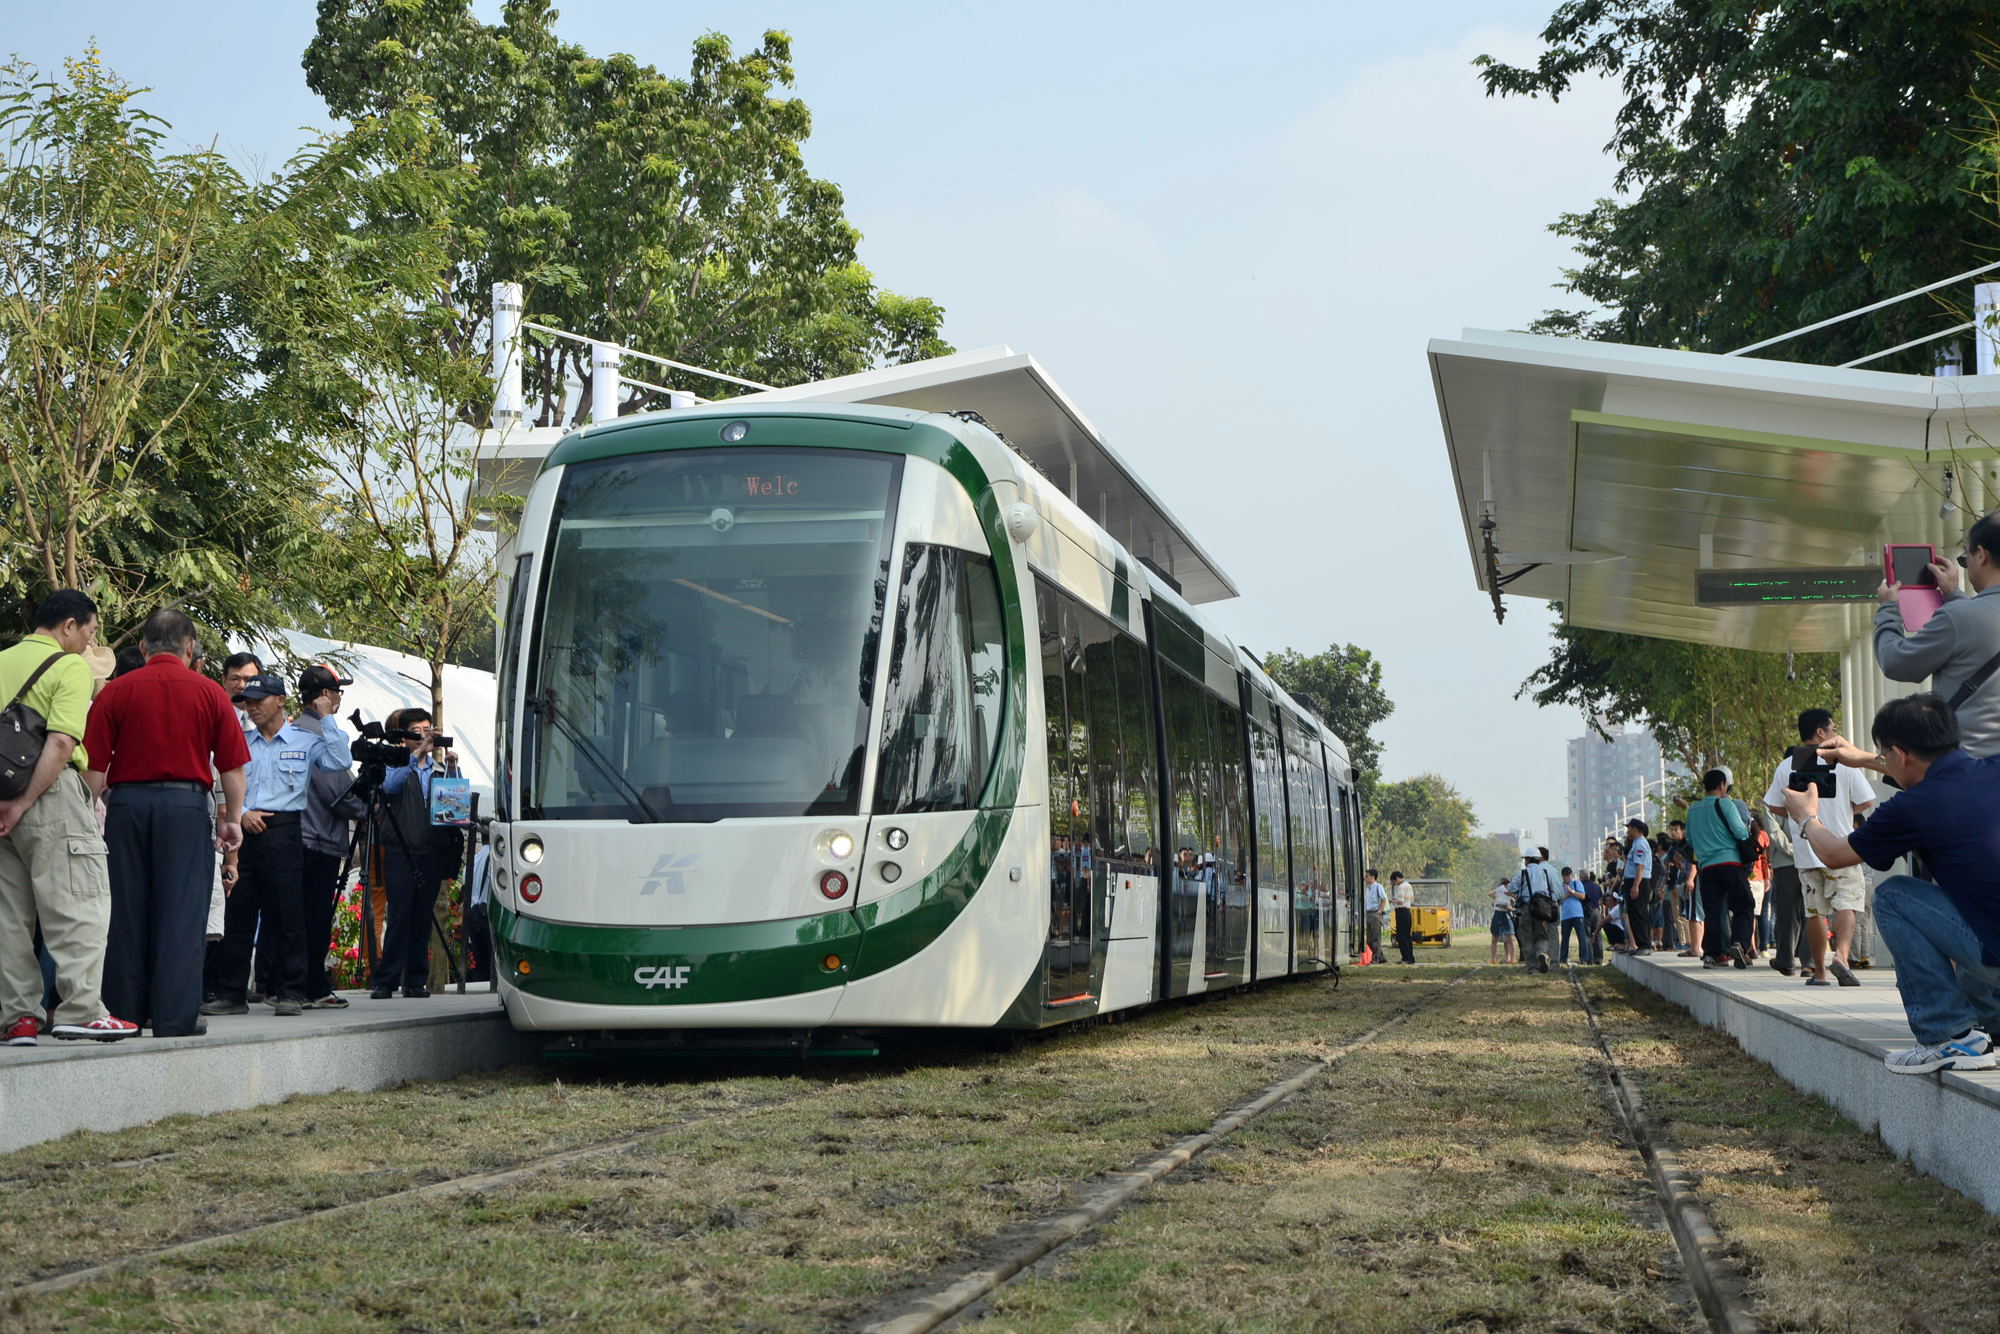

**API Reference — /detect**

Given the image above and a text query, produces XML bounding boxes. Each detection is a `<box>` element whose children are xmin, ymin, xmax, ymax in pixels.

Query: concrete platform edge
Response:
<box><xmin>1611</xmin><ymin>954</ymin><xmax>2000</xmax><ymax>1215</ymax></box>
<box><xmin>2</xmin><ymin>1002</ymin><xmax>541</xmax><ymax>1155</ymax></box>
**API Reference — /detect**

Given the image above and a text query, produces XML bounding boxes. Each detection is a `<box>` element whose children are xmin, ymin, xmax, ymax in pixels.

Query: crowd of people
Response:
<box><xmin>0</xmin><ymin>593</ymin><xmax>483</xmax><ymax>1047</ymax></box>
<box><xmin>1480</xmin><ymin>511</ymin><xmax>2000</xmax><ymax>1077</ymax></box>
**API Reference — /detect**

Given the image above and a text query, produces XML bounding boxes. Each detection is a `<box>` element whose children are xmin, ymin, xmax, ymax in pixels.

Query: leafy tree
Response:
<box><xmin>1261</xmin><ymin>643</ymin><xmax>1393</xmax><ymax>799</ymax></box>
<box><xmin>1480</xmin><ymin>1</ymin><xmax>2000</xmax><ymax>367</ymax></box>
<box><xmin>302</xmin><ymin>0</ymin><xmax>952</xmax><ymax>426</ymax></box>
<box><xmin>1483</xmin><ymin>6</ymin><xmax>1982</xmax><ymax>785</ymax></box>
<box><xmin>1366</xmin><ymin>772</ymin><xmax>1476</xmax><ymax>885</ymax></box>
<box><xmin>1449</xmin><ymin>832</ymin><xmax>1529</xmax><ymax>914</ymax></box>
<box><xmin>0</xmin><ymin>54</ymin><xmax>318</xmax><ymax>645</ymax></box>
<box><xmin>1519</xmin><ymin>607</ymin><xmax>1842</xmax><ymax>805</ymax></box>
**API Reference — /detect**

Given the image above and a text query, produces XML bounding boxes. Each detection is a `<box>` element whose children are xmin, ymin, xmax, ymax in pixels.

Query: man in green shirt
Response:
<box><xmin>0</xmin><ymin>590</ymin><xmax>136</xmax><ymax>1043</ymax></box>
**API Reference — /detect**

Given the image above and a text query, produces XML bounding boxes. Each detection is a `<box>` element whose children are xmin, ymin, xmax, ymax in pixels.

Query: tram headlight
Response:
<box><xmin>519</xmin><ymin>836</ymin><xmax>545</xmax><ymax>866</ymax></box>
<box><xmin>818</xmin><ymin>829</ymin><xmax>855</xmax><ymax>863</ymax></box>
<box><xmin>720</xmin><ymin>419</ymin><xmax>751</xmax><ymax>443</ymax></box>
<box><xmin>883</xmin><ymin>826</ymin><xmax>908</xmax><ymax>851</ymax></box>
<box><xmin>878</xmin><ymin>862</ymin><xmax>902</xmax><ymax>884</ymax></box>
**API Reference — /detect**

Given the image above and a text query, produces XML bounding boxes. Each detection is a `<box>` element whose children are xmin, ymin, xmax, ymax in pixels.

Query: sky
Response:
<box><xmin>5</xmin><ymin>1</ymin><xmax>1632</xmax><ymax>839</ymax></box>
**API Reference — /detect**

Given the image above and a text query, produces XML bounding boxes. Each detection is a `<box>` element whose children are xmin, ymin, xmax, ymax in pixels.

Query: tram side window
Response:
<box><xmin>877</xmin><ymin>544</ymin><xmax>1006</xmax><ymax>813</ymax></box>
<box><xmin>496</xmin><ymin>552</ymin><xmax>531</xmax><ymax>820</ymax></box>
<box><xmin>1113</xmin><ymin>632</ymin><xmax>1157</xmax><ymax>866</ymax></box>
<box><xmin>1210</xmin><ymin>694</ymin><xmax>1249</xmax><ymax>896</ymax></box>
<box><xmin>1250</xmin><ymin>722</ymin><xmax>1286</xmax><ymax>891</ymax></box>
<box><xmin>1162</xmin><ymin>667</ymin><xmax>1208</xmax><ymax>877</ymax></box>
<box><xmin>1078</xmin><ymin>620</ymin><xmax>1123</xmax><ymax>860</ymax></box>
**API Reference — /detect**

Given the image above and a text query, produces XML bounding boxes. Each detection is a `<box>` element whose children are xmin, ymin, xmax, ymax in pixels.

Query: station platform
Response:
<box><xmin>1610</xmin><ymin>950</ymin><xmax>2000</xmax><ymax>1215</ymax></box>
<box><xmin>0</xmin><ymin>987</ymin><xmax>537</xmax><ymax>1155</ymax></box>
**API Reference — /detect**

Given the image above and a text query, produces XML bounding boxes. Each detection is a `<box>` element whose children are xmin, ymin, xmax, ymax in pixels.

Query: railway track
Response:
<box><xmin>1565</xmin><ymin>965</ymin><xmax>1762</xmax><ymax>1334</ymax></box>
<box><xmin>851</xmin><ymin>966</ymin><xmax>1487</xmax><ymax>1334</ymax></box>
<box><xmin>852</xmin><ymin>962</ymin><xmax>1764</xmax><ymax>1334</ymax></box>
<box><xmin>8</xmin><ymin>964</ymin><xmax>1766</xmax><ymax>1333</ymax></box>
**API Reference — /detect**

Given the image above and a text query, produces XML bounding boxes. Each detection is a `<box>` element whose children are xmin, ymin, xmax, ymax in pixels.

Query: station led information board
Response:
<box><xmin>1694</xmin><ymin>567</ymin><xmax>1880</xmax><ymax>607</ymax></box>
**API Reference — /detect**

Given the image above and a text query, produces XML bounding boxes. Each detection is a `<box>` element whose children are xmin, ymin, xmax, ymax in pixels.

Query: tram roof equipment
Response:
<box><xmin>474</xmin><ymin>331</ymin><xmax>1238</xmax><ymax>607</ymax></box>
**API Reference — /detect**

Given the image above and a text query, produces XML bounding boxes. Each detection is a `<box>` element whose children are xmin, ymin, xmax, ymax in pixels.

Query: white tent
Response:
<box><xmin>243</xmin><ymin>629</ymin><xmax>498</xmax><ymax>806</ymax></box>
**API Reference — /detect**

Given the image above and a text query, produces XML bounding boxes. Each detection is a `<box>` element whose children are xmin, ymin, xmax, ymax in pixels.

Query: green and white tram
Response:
<box><xmin>487</xmin><ymin>402</ymin><xmax>1363</xmax><ymax>1038</ymax></box>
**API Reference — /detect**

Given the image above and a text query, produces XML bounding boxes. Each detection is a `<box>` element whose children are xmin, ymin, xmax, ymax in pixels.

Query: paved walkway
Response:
<box><xmin>1</xmin><ymin>987</ymin><xmax>535</xmax><ymax>1154</ymax></box>
<box><xmin>1612</xmin><ymin>950</ymin><xmax>2000</xmax><ymax>1214</ymax></box>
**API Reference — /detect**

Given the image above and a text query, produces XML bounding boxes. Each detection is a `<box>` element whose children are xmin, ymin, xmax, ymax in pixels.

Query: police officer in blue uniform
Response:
<box><xmin>202</xmin><ymin>674</ymin><xmax>351</xmax><ymax>1017</ymax></box>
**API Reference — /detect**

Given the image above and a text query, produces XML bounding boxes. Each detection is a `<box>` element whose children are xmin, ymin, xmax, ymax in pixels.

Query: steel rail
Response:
<box><xmin>1565</xmin><ymin>966</ymin><xmax>1763</xmax><ymax>1334</ymax></box>
<box><xmin>852</xmin><ymin>966</ymin><xmax>1486</xmax><ymax>1334</ymax></box>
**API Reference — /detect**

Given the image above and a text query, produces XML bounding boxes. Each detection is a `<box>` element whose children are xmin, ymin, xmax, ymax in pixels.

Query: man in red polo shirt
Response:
<box><xmin>85</xmin><ymin>608</ymin><xmax>249</xmax><ymax>1038</ymax></box>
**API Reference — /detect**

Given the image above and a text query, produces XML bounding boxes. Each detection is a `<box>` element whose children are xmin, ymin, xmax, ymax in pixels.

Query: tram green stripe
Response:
<box><xmin>489</xmin><ymin>904</ymin><xmax>858</xmax><ymax>1006</ymax></box>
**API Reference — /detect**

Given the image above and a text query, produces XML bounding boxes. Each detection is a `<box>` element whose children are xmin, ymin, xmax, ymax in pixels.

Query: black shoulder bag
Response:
<box><xmin>0</xmin><ymin>653</ymin><xmax>68</xmax><ymax>801</ymax></box>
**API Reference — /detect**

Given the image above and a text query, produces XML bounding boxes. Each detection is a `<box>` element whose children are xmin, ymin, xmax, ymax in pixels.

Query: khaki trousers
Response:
<box><xmin>0</xmin><ymin>768</ymin><xmax>110</xmax><ymax>1025</ymax></box>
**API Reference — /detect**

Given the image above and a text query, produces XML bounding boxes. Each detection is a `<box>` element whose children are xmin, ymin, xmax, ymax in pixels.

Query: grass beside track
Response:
<box><xmin>1582</xmin><ymin>968</ymin><xmax>2000</xmax><ymax>1334</ymax></box>
<box><xmin>4</xmin><ymin>968</ymin><xmax>1432</xmax><ymax>1331</ymax></box>
<box><xmin>7</xmin><ymin>945</ymin><xmax>1999</xmax><ymax>1332</ymax></box>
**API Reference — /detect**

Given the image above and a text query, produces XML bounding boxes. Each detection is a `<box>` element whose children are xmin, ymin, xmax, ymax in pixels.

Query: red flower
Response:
<box><xmin>343</xmin><ymin>946</ymin><xmax>360</xmax><ymax>960</ymax></box>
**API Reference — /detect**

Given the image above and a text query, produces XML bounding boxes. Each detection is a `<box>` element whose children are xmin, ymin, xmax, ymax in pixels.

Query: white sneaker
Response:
<box><xmin>1885</xmin><ymin>1029</ymin><xmax>1998</xmax><ymax>1075</ymax></box>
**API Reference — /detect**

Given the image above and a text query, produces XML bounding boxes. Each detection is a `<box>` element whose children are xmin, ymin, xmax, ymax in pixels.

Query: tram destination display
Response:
<box><xmin>1694</xmin><ymin>566</ymin><xmax>1880</xmax><ymax>607</ymax></box>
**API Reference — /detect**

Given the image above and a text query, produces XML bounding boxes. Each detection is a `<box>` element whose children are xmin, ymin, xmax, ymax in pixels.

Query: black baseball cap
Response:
<box><xmin>1626</xmin><ymin>818</ymin><xmax>1650</xmax><ymax>836</ymax></box>
<box><xmin>233</xmin><ymin>673</ymin><xmax>287</xmax><ymax>702</ymax></box>
<box><xmin>298</xmin><ymin>664</ymin><xmax>354</xmax><ymax>697</ymax></box>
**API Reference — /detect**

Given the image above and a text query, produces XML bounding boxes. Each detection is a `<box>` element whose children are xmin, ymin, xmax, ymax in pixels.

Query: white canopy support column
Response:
<box><xmin>491</xmin><ymin>282</ymin><xmax>524</xmax><ymax>431</ymax></box>
<box><xmin>591</xmin><ymin>340</ymin><xmax>622</xmax><ymax>425</ymax></box>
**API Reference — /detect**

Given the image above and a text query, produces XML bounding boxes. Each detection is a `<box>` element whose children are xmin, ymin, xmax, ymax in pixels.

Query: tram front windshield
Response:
<box><xmin>524</xmin><ymin>447</ymin><xmax>901</xmax><ymax>821</ymax></box>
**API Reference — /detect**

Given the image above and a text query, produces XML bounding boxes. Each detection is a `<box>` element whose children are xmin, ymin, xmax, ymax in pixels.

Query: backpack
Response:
<box><xmin>1732</xmin><ymin>799</ymin><xmax>1767</xmax><ymax>867</ymax></box>
<box><xmin>0</xmin><ymin>653</ymin><xmax>66</xmax><ymax>801</ymax></box>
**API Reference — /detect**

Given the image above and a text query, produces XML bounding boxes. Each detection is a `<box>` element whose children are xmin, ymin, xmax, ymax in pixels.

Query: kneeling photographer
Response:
<box><xmin>1782</xmin><ymin>693</ymin><xmax>2000</xmax><ymax>1075</ymax></box>
<box><xmin>370</xmin><ymin>708</ymin><xmax>460</xmax><ymax>1000</ymax></box>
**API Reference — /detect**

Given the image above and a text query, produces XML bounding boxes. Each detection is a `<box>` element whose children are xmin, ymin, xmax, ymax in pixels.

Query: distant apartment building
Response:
<box><xmin>1551</xmin><ymin>727</ymin><xmax>1685</xmax><ymax>873</ymax></box>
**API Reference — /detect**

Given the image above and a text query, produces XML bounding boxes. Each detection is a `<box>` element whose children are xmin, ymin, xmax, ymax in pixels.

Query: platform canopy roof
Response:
<box><xmin>1429</xmin><ymin>329</ymin><xmax>2000</xmax><ymax>653</ymax></box>
<box><xmin>725</xmin><ymin>346</ymin><xmax>1238</xmax><ymax>604</ymax></box>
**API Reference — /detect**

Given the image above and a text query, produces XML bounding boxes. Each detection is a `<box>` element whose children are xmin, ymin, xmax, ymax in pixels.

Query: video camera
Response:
<box><xmin>346</xmin><ymin>710</ymin><xmax>452</xmax><ymax>769</ymax></box>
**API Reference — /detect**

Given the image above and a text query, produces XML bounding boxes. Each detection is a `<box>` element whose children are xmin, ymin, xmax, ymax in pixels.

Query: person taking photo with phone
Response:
<box><xmin>1764</xmin><ymin>709</ymin><xmax>1876</xmax><ymax>987</ymax></box>
<box><xmin>1782</xmin><ymin>693</ymin><xmax>2000</xmax><ymax>1074</ymax></box>
<box><xmin>1876</xmin><ymin>515</ymin><xmax>2000</xmax><ymax>758</ymax></box>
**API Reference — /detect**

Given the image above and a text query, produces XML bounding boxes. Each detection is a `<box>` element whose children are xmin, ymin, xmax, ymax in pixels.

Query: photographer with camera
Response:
<box><xmin>1764</xmin><ymin>709</ymin><xmax>1875</xmax><ymax>988</ymax></box>
<box><xmin>1781</xmin><ymin>693</ymin><xmax>2000</xmax><ymax>1074</ymax></box>
<box><xmin>371</xmin><ymin>708</ymin><xmax>458</xmax><ymax>999</ymax></box>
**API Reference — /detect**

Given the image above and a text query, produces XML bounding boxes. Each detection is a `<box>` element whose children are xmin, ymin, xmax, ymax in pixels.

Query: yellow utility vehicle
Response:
<box><xmin>1405</xmin><ymin>878</ymin><xmax>1454</xmax><ymax>948</ymax></box>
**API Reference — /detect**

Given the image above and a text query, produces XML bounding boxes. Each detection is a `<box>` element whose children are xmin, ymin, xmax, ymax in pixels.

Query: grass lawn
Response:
<box><xmin>5</xmin><ymin>955</ymin><xmax>1997</xmax><ymax>1332</ymax></box>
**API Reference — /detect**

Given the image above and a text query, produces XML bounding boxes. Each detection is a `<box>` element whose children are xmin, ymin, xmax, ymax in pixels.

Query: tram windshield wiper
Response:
<box><xmin>525</xmin><ymin>693</ymin><xmax>665</xmax><ymax>824</ymax></box>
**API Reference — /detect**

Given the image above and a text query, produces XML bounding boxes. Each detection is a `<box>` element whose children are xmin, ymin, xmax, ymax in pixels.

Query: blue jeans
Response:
<box><xmin>1872</xmin><ymin>875</ymin><xmax>2000</xmax><ymax>1045</ymax></box>
<box><xmin>1560</xmin><ymin>917</ymin><xmax>1587</xmax><ymax>963</ymax></box>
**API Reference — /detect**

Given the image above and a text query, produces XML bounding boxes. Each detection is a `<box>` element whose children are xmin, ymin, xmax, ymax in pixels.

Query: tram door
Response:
<box><xmin>1039</xmin><ymin>588</ymin><xmax>1102</xmax><ymax>1004</ymax></box>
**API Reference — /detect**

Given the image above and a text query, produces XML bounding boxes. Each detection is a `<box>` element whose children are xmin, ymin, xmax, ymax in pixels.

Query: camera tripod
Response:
<box><xmin>332</xmin><ymin>766</ymin><xmax>476</xmax><ymax>996</ymax></box>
